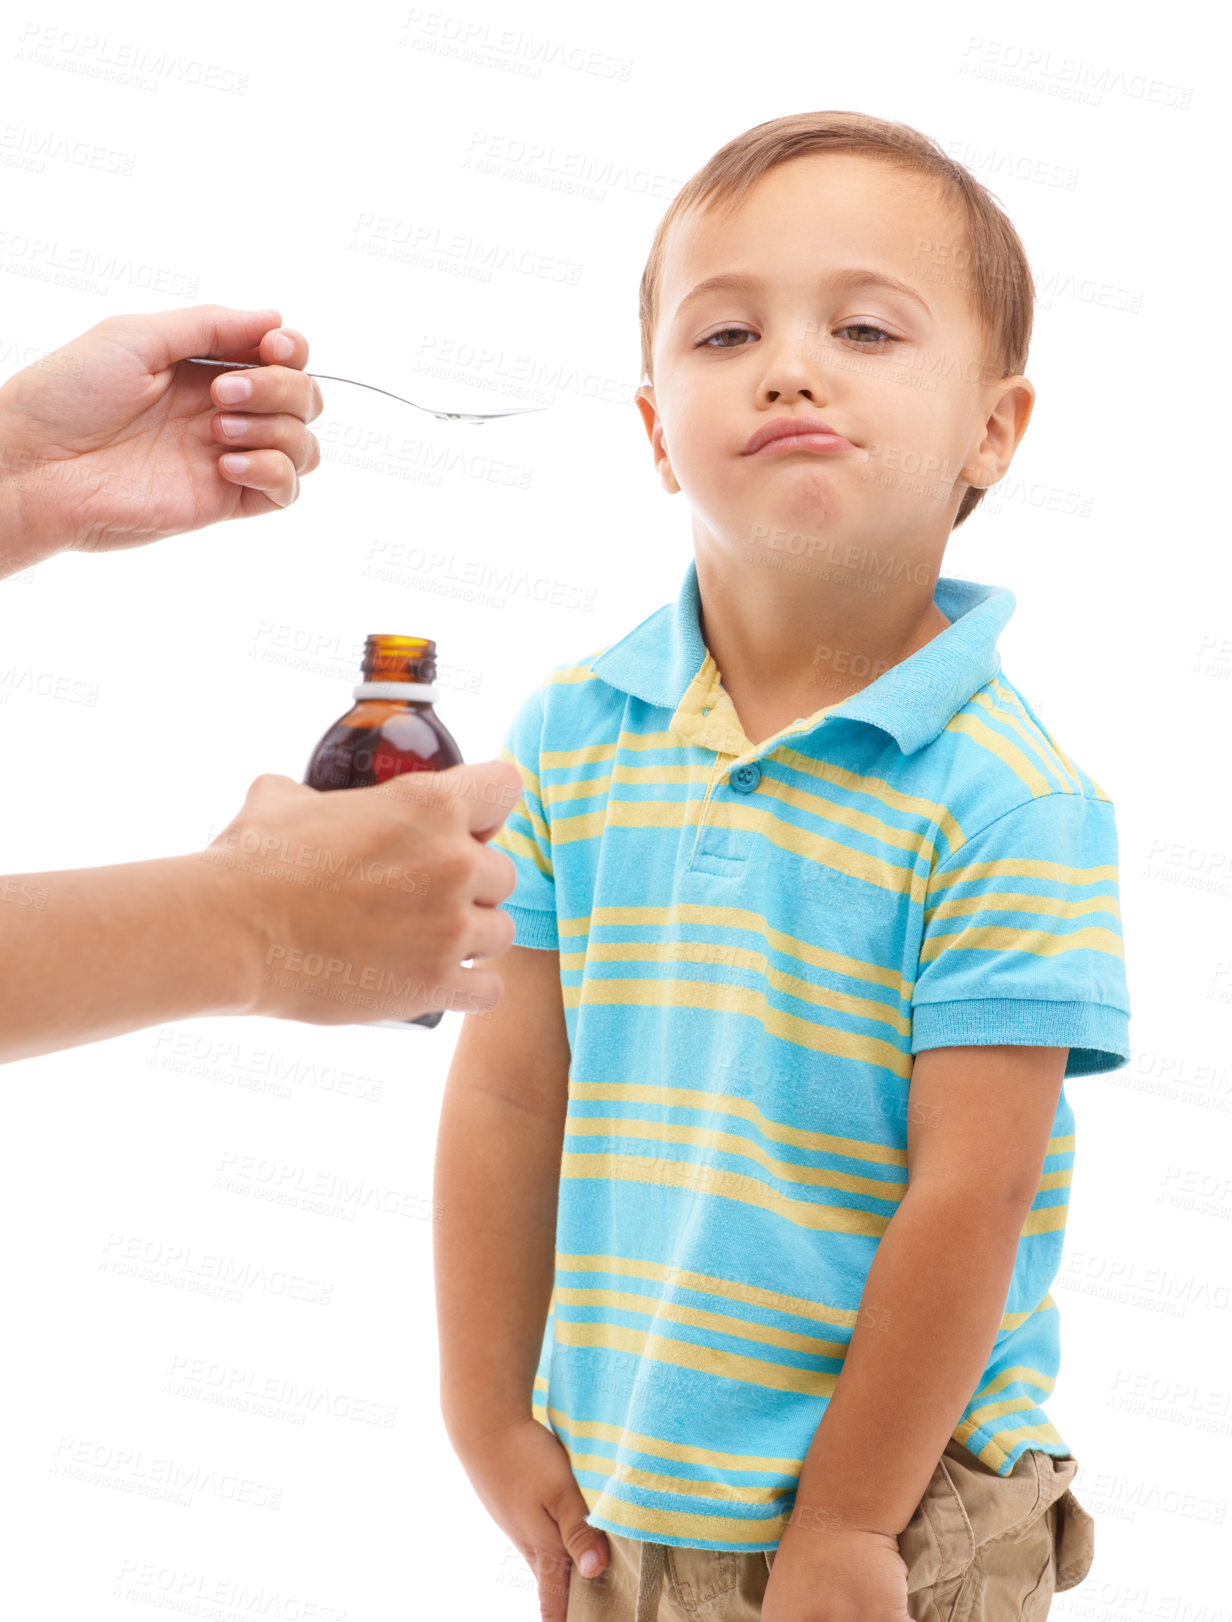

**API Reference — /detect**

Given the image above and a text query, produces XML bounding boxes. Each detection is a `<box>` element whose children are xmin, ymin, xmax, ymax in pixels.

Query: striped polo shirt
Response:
<box><xmin>489</xmin><ymin>554</ymin><xmax>1132</xmax><ymax>1552</ymax></box>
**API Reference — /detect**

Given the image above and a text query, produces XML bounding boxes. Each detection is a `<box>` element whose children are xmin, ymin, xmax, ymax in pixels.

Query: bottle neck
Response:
<box><xmin>356</xmin><ymin>635</ymin><xmax>438</xmax><ymax>703</ymax></box>
<box><xmin>353</xmin><ymin>680</ymin><xmax>439</xmax><ymax>703</ymax></box>
<box><xmin>362</xmin><ymin>634</ymin><xmax>437</xmax><ymax>683</ymax></box>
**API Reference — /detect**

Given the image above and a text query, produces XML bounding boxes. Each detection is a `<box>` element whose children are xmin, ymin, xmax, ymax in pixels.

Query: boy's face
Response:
<box><xmin>635</xmin><ymin>152</ymin><xmax>1033</xmax><ymax>562</ymax></box>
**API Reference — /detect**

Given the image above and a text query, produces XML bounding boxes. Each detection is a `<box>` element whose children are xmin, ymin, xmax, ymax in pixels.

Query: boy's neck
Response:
<box><xmin>694</xmin><ymin>539</ymin><xmax>952</xmax><ymax>749</ymax></box>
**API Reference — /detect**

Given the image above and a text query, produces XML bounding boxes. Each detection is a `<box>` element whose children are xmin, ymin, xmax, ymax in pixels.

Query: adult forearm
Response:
<box><xmin>433</xmin><ymin>1078</ymin><xmax>564</xmax><ymax>1450</ymax></box>
<box><xmin>788</xmin><ymin>1183</ymin><xmax>1027</xmax><ymax>1539</ymax></box>
<box><xmin>0</xmin><ymin>854</ymin><xmax>253</xmax><ymax>1063</ymax></box>
<box><xmin>0</xmin><ymin>464</ymin><xmax>46</xmax><ymax>579</ymax></box>
<box><xmin>0</xmin><ymin>410</ymin><xmax>63</xmax><ymax>578</ymax></box>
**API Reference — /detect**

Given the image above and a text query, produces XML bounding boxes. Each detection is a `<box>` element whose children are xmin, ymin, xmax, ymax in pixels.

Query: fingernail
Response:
<box><xmin>272</xmin><ymin>332</ymin><xmax>294</xmax><ymax>361</ymax></box>
<box><xmin>579</xmin><ymin>1551</ymin><xmax>601</xmax><ymax>1578</ymax></box>
<box><xmin>221</xmin><ymin>453</ymin><xmax>250</xmax><ymax>476</ymax></box>
<box><xmin>219</xmin><ymin>414</ymin><xmax>248</xmax><ymax>439</ymax></box>
<box><xmin>216</xmin><ymin>373</ymin><xmax>252</xmax><ymax>403</ymax></box>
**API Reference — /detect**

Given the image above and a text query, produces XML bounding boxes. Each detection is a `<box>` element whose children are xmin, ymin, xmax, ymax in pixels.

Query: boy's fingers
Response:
<box><xmin>534</xmin><ymin>1543</ymin><xmax>573</xmax><ymax>1622</ymax></box>
<box><xmin>570</xmin><ymin>1533</ymin><xmax>610</xmax><ymax>1579</ymax></box>
<box><xmin>559</xmin><ymin>1506</ymin><xmax>610</xmax><ymax>1578</ymax></box>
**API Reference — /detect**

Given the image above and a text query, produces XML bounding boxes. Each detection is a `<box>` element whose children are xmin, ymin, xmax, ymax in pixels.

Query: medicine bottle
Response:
<box><xmin>304</xmin><ymin>635</ymin><xmax>463</xmax><ymax>1029</ymax></box>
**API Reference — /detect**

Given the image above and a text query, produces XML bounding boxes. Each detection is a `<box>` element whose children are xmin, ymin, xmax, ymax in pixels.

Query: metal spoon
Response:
<box><xmin>184</xmin><ymin>357</ymin><xmax>547</xmax><ymax>424</ymax></box>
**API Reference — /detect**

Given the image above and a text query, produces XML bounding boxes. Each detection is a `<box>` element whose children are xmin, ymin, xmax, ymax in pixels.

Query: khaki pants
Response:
<box><xmin>566</xmin><ymin>1440</ymin><xmax>1095</xmax><ymax>1621</ymax></box>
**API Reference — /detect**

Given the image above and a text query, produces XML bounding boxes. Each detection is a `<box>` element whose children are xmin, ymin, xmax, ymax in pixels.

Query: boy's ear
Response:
<box><xmin>963</xmin><ymin>375</ymin><xmax>1034</xmax><ymax>492</ymax></box>
<box><xmin>633</xmin><ymin>384</ymin><xmax>657</xmax><ymax>443</ymax></box>
<box><xmin>634</xmin><ymin>385</ymin><xmax>678</xmax><ymax>495</ymax></box>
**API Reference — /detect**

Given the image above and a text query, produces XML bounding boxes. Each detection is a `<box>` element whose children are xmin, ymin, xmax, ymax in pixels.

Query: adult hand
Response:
<box><xmin>199</xmin><ymin>761</ymin><xmax>523</xmax><ymax>1026</ymax></box>
<box><xmin>0</xmin><ymin>304</ymin><xmax>320</xmax><ymax>575</ymax></box>
<box><xmin>0</xmin><ymin>758</ymin><xmax>525</xmax><ymax>1065</ymax></box>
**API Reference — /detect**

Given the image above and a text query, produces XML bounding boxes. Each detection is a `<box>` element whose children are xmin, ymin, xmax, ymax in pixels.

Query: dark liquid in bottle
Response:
<box><xmin>303</xmin><ymin>637</ymin><xmax>463</xmax><ymax>1029</ymax></box>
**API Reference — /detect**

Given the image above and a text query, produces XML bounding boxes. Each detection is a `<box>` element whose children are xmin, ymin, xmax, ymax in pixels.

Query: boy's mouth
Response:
<box><xmin>743</xmin><ymin>416</ymin><xmax>854</xmax><ymax>455</ymax></box>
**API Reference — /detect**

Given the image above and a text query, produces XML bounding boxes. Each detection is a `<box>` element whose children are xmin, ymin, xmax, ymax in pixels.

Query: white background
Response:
<box><xmin>0</xmin><ymin>3</ymin><xmax>1226</xmax><ymax>1618</ymax></box>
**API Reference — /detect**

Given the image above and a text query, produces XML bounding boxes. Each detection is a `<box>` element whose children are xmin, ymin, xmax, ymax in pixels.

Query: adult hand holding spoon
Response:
<box><xmin>0</xmin><ymin>304</ymin><xmax>320</xmax><ymax>575</ymax></box>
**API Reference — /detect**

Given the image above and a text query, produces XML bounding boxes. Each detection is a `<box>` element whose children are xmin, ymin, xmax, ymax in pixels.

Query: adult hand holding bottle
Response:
<box><xmin>0</xmin><ymin>761</ymin><xmax>521</xmax><ymax>1064</ymax></box>
<box><xmin>0</xmin><ymin>304</ymin><xmax>524</xmax><ymax>1063</ymax></box>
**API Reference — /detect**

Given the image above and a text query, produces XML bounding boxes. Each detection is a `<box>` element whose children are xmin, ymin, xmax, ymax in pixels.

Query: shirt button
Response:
<box><xmin>729</xmin><ymin>763</ymin><xmax>761</xmax><ymax>793</ymax></box>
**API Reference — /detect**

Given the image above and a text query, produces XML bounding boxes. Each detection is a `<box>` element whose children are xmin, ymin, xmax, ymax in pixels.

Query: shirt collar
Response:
<box><xmin>587</xmin><ymin>554</ymin><xmax>1017</xmax><ymax>758</ymax></box>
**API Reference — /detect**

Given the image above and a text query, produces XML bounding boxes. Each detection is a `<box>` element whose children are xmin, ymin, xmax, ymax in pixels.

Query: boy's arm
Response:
<box><xmin>780</xmin><ymin>1042</ymin><xmax>1068</xmax><ymax>1544</ymax></box>
<box><xmin>433</xmin><ymin>942</ymin><xmax>571</xmax><ymax>1451</ymax></box>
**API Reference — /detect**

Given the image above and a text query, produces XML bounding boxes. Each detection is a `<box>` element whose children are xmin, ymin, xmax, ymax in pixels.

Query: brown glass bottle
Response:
<box><xmin>304</xmin><ymin>636</ymin><xmax>463</xmax><ymax>1030</ymax></box>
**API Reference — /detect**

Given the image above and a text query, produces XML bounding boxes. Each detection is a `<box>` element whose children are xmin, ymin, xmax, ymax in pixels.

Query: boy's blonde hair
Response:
<box><xmin>638</xmin><ymin>111</ymin><xmax>1035</xmax><ymax>530</ymax></box>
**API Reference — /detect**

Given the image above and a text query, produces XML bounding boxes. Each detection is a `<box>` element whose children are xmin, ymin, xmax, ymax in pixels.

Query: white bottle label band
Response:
<box><xmin>352</xmin><ymin>682</ymin><xmax>440</xmax><ymax>702</ymax></box>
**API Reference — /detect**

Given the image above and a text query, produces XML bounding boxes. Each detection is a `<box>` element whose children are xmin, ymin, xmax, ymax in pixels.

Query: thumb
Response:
<box><xmin>113</xmin><ymin>302</ymin><xmax>284</xmax><ymax>373</ymax></box>
<box><xmin>558</xmin><ymin>1494</ymin><xmax>610</xmax><ymax>1579</ymax></box>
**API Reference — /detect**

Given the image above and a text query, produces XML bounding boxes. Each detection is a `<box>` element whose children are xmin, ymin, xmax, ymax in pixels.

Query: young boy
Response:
<box><xmin>434</xmin><ymin>111</ymin><xmax>1128</xmax><ymax>1622</ymax></box>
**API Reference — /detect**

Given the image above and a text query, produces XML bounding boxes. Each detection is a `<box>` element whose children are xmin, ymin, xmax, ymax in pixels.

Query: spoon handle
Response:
<box><xmin>184</xmin><ymin>357</ymin><xmax>543</xmax><ymax>423</ymax></box>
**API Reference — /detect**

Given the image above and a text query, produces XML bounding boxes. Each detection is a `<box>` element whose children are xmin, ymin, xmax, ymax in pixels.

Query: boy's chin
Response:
<box><xmin>745</xmin><ymin>490</ymin><xmax>849</xmax><ymax>544</ymax></box>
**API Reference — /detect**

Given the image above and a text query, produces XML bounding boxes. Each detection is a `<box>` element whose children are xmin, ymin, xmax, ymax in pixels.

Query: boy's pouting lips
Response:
<box><xmin>634</xmin><ymin>151</ymin><xmax>1036</xmax><ymax>744</ymax></box>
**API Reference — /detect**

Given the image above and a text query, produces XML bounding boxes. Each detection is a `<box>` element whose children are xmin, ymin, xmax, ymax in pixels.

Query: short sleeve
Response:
<box><xmin>911</xmin><ymin>792</ymin><xmax>1131</xmax><ymax>1076</ymax></box>
<box><xmin>489</xmin><ymin>682</ymin><xmax>559</xmax><ymax>951</ymax></box>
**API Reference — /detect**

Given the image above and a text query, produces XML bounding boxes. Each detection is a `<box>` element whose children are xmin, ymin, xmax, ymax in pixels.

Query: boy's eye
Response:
<box><xmin>838</xmin><ymin>323</ymin><xmax>897</xmax><ymax>346</ymax></box>
<box><xmin>695</xmin><ymin>323</ymin><xmax>899</xmax><ymax>350</ymax></box>
<box><xmin>696</xmin><ymin>326</ymin><xmax>754</xmax><ymax>349</ymax></box>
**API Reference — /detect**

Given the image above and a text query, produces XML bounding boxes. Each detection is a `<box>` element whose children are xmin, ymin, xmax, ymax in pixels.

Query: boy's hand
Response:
<box><xmin>453</xmin><ymin>1416</ymin><xmax>609</xmax><ymax>1621</ymax></box>
<box><xmin>762</xmin><ymin>1526</ymin><xmax>911</xmax><ymax>1621</ymax></box>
